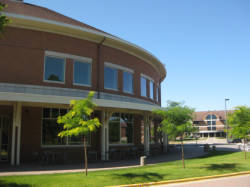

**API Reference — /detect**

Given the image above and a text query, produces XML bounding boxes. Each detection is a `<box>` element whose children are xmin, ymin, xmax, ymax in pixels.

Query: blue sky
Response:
<box><xmin>24</xmin><ymin>0</ymin><xmax>250</xmax><ymax>111</ymax></box>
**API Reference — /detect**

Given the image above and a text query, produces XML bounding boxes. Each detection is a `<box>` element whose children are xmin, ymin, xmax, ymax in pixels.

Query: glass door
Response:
<box><xmin>0</xmin><ymin>116</ymin><xmax>10</xmax><ymax>162</ymax></box>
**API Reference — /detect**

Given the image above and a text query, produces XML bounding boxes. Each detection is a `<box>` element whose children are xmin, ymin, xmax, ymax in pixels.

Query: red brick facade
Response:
<box><xmin>0</xmin><ymin>0</ymin><xmax>166</xmax><ymax>164</ymax></box>
<box><xmin>0</xmin><ymin>27</ymin><xmax>161</xmax><ymax>105</ymax></box>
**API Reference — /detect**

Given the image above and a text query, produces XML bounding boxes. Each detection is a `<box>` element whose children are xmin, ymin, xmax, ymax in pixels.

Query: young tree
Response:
<box><xmin>228</xmin><ymin>106</ymin><xmax>250</xmax><ymax>160</ymax></box>
<box><xmin>154</xmin><ymin>101</ymin><xmax>195</xmax><ymax>168</ymax></box>
<box><xmin>0</xmin><ymin>2</ymin><xmax>10</xmax><ymax>35</ymax></box>
<box><xmin>57</xmin><ymin>91</ymin><xmax>101</xmax><ymax>176</ymax></box>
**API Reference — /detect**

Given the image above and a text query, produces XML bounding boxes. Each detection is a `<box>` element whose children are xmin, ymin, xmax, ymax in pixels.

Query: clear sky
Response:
<box><xmin>24</xmin><ymin>0</ymin><xmax>250</xmax><ymax>111</ymax></box>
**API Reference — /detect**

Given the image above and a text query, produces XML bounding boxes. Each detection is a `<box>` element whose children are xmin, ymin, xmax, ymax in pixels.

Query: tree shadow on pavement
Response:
<box><xmin>113</xmin><ymin>172</ymin><xmax>164</xmax><ymax>182</ymax></box>
<box><xmin>0</xmin><ymin>180</ymin><xmax>31</xmax><ymax>187</ymax></box>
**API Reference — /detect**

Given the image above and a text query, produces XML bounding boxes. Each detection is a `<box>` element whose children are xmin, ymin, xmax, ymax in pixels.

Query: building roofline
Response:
<box><xmin>4</xmin><ymin>11</ymin><xmax>167</xmax><ymax>81</ymax></box>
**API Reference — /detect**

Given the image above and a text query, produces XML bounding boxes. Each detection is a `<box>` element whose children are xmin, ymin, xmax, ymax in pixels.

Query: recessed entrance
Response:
<box><xmin>0</xmin><ymin>116</ymin><xmax>11</xmax><ymax>162</ymax></box>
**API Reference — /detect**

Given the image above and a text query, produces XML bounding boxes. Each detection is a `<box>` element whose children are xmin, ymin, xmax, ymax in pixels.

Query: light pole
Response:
<box><xmin>225</xmin><ymin>98</ymin><xmax>230</xmax><ymax>143</ymax></box>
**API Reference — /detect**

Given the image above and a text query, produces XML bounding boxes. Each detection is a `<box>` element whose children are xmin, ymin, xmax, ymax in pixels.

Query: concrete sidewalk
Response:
<box><xmin>0</xmin><ymin>144</ymin><xmax>205</xmax><ymax>176</ymax></box>
<box><xmin>154</xmin><ymin>174</ymin><xmax>250</xmax><ymax>187</ymax></box>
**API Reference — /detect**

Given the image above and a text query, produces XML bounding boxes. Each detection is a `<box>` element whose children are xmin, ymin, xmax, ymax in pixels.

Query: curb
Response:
<box><xmin>108</xmin><ymin>170</ymin><xmax>250</xmax><ymax>187</ymax></box>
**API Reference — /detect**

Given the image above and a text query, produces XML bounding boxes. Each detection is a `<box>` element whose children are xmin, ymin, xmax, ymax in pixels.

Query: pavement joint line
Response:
<box><xmin>107</xmin><ymin>170</ymin><xmax>250</xmax><ymax>187</ymax></box>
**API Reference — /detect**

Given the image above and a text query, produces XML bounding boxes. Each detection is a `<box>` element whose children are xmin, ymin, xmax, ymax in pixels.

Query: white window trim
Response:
<box><xmin>105</xmin><ymin>62</ymin><xmax>134</xmax><ymax>73</ymax></box>
<box><xmin>123</xmin><ymin>90</ymin><xmax>134</xmax><ymax>95</ymax></box>
<box><xmin>104</xmin><ymin>66</ymin><xmax>118</xmax><ymax>91</ymax></box>
<box><xmin>73</xmin><ymin>60</ymin><xmax>92</xmax><ymax>87</ymax></box>
<box><xmin>45</xmin><ymin>51</ymin><xmax>92</xmax><ymax>63</ymax></box>
<box><xmin>43</xmin><ymin>55</ymin><xmax>66</xmax><ymax>84</ymax></box>
<box><xmin>140</xmin><ymin>73</ymin><xmax>154</xmax><ymax>83</ymax></box>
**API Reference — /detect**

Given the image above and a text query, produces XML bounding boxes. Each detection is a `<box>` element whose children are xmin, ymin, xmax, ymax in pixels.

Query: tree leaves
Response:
<box><xmin>57</xmin><ymin>91</ymin><xmax>101</xmax><ymax>138</ymax></box>
<box><xmin>153</xmin><ymin>101</ymin><xmax>195</xmax><ymax>139</ymax></box>
<box><xmin>0</xmin><ymin>3</ymin><xmax>10</xmax><ymax>35</ymax></box>
<box><xmin>228</xmin><ymin>106</ymin><xmax>250</xmax><ymax>140</ymax></box>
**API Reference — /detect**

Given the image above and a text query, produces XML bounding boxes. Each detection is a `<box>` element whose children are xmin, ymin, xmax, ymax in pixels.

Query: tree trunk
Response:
<box><xmin>160</xmin><ymin>132</ymin><xmax>164</xmax><ymax>152</ymax></box>
<box><xmin>244</xmin><ymin>139</ymin><xmax>246</xmax><ymax>160</ymax></box>
<box><xmin>84</xmin><ymin>136</ymin><xmax>88</xmax><ymax>176</ymax></box>
<box><xmin>181</xmin><ymin>137</ymin><xmax>185</xmax><ymax>168</ymax></box>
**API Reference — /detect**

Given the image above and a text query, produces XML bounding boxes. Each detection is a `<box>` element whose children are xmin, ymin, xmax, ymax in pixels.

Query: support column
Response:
<box><xmin>11</xmin><ymin>103</ymin><xmax>17</xmax><ymax>165</ymax></box>
<box><xmin>101</xmin><ymin>110</ymin><xmax>112</xmax><ymax>161</ymax></box>
<box><xmin>16</xmin><ymin>102</ymin><xmax>22</xmax><ymax>165</ymax></box>
<box><xmin>163</xmin><ymin>133</ymin><xmax>168</xmax><ymax>152</ymax></box>
<box><xmin>143</xmin><ymin>114</ymin><xmax>150</xmax><ymax>156</ymax></box>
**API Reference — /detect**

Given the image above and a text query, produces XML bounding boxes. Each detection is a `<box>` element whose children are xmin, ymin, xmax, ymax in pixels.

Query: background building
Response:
<box><xmin>0</xmin><ymin>0</ymin><xmax>166</xmax><ymax>165</ymax></box>
<box><xmin>193</xmin><ymin>110</ymin><xmax>233</xmax><ymax>138</ymax></box>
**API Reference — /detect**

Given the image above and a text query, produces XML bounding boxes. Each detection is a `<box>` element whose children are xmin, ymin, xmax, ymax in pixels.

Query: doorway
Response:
<box><xmin>0</xmin><ymin>116</ymin><xmax>11</xmax><ymax>162</ymax></box>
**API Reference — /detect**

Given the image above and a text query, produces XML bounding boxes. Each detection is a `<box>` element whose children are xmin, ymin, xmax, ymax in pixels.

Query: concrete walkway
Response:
<box><xmin>0</xmin><ymin>144</ymin><xmax>205</xmax><ymax>176</ymax></box>
<box><xmin>155</xmin><ymin>174</ymin><xmax>250</xmax><ymax>187</ymax></box>
<box><xmin>182</xmin><ymin>137</ymin><xmax>249</xmax><ymax>152</ymax></box>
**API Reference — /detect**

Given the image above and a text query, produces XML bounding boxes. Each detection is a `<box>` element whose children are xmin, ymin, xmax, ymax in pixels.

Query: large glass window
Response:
<box><xmin>140</xmin><ymin>77</ymin><xmax>147</xmax><ymax>97</ymax></box>
<box><xmin>109</xmin><ymin>113</ymin><xmax>133</xmax><ymax>144</ymax></box>
<box><xmin>73</xmin><ymin>61</ymin><xmax>91</xmax><ymax>86</ymax></box>
<box><xmin>150</xmin><ymin>81</ymin><xmax>154</xmax><ymax>99</ymax></box>
<box><xmin>150</xmin><ymin>121</ymin><xmax>155</xmax><ymax>144</ymax></box>
<box><xmin>44</xmin><ymin>56</ymin><xmax>65</xmax><ymax>82</ymax></box>
<box><xmin>123</xmin><ymin>71</ymin><xmax>133</xmax><ymax>94</ymax></box>
<box><xmin>205</xmin><ymin>114</ymin><xmax>217</xmax><ymax>130</ymax></box>
<box><xmin>104</xmin><ymin>66</ymin><xmax>118</xmax><ymax>90</ymax></box>
<box><xmin>42</xmin><ymin>108</ymin><xmax>90</xmax><ymax>146</ymax></box>
<box><xmin>156</xmin><ymin>86</ymin><xmax>159</xmax><ymax>102</ymax></box>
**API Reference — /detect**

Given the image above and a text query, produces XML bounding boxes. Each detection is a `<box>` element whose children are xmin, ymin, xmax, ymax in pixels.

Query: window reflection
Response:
<box><xmin>205</xmin><ymin>114</ymin><xmax>217</xmax><ymax>129</ymax></box>
<box><xmin>74</xmin><ymin>61</ymin><xmax>91</xmax><ymax>86</ymax></box>
<box><xmin>104</xmin><ymin>66</ymin><xmax>118</xmax><ymax>90</ymax></box>
<box><xmin>44</xmin><ymin>56</ymin><xmax>65</xmax><ymax>82</ymax></box>
<box><xmin>140</xmin><ymin>77</ymin><xmax>147</xmax><ymax>97</ymax></box>
<box><xmin>109</xmin><ymin>113</ymin><xmax>133</xmax><ymax>144</ymax></box>
<box><xmin>42</xmin><ymin>108</ymin><xmax>90</xmax><ymax>145</ymax></box>
<box><xmin>150</xmin><ymin>81</ymin><xmax>154</xmax><ymax>99</ymax></box>
<box><xmin>123</xmin><ymin>71</ymin><xmax>133</xmax><ymax>94</ymax></box>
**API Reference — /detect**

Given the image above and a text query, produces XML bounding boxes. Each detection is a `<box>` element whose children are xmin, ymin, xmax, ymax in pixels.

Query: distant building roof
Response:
<box><xmin>193</xmin><ymin>110</ymin><xmax>234</xmax><ymax>121</ymax></box>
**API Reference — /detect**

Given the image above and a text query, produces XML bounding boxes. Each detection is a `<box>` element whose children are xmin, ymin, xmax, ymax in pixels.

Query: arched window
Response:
<box><xmin>205</xmin><ymin>114</ymin><xmax>217</xmax><ymax>125</ymax></box>
<box><xmin>206</xmin><ymin>115</ymin><xmax>211</xmax><ymax>120</ymax></box>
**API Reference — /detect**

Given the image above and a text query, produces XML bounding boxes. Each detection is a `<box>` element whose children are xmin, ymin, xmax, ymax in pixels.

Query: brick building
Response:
<box><xmin>193</xmin><ymin>110</ymin><xmax>233</xmax><ymax>138</ymax></box>
<box><xmin>0</xmin><ymin>0</ymin><xmax>167</xmax><ymax>165</ymax></box>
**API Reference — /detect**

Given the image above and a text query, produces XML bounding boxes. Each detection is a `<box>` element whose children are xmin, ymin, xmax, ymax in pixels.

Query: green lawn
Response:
<box><xmin>1</xmin><ymin>151</ymin><xmax>250</xmax><ymax>187</ymax></box>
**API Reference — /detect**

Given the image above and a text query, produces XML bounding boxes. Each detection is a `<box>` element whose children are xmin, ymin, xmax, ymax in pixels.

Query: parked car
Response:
<box><xmin>228</xmin><ymin>138</ymin><xmax>242</xmax><ymax>143</ymax></box>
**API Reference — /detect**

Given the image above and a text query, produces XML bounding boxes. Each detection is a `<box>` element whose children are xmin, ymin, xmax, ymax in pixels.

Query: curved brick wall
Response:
<box><xmin>0</xmin><ymin>27</ymin><xmax>162</xmax><ymax>105</ymax></box>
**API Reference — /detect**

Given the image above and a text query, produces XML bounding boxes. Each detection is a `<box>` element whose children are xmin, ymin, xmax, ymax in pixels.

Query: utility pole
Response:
<box><xmin>225</xmin><ymin>98</ymin><xmax>230</xmax><ymax>143</ymax></box>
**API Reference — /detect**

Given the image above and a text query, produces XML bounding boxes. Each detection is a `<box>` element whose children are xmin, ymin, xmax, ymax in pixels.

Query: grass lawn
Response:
<box><xmin>1</xmin><ymin>151</ymin><xmax>250</xmax><ymax>187</ymax></box>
